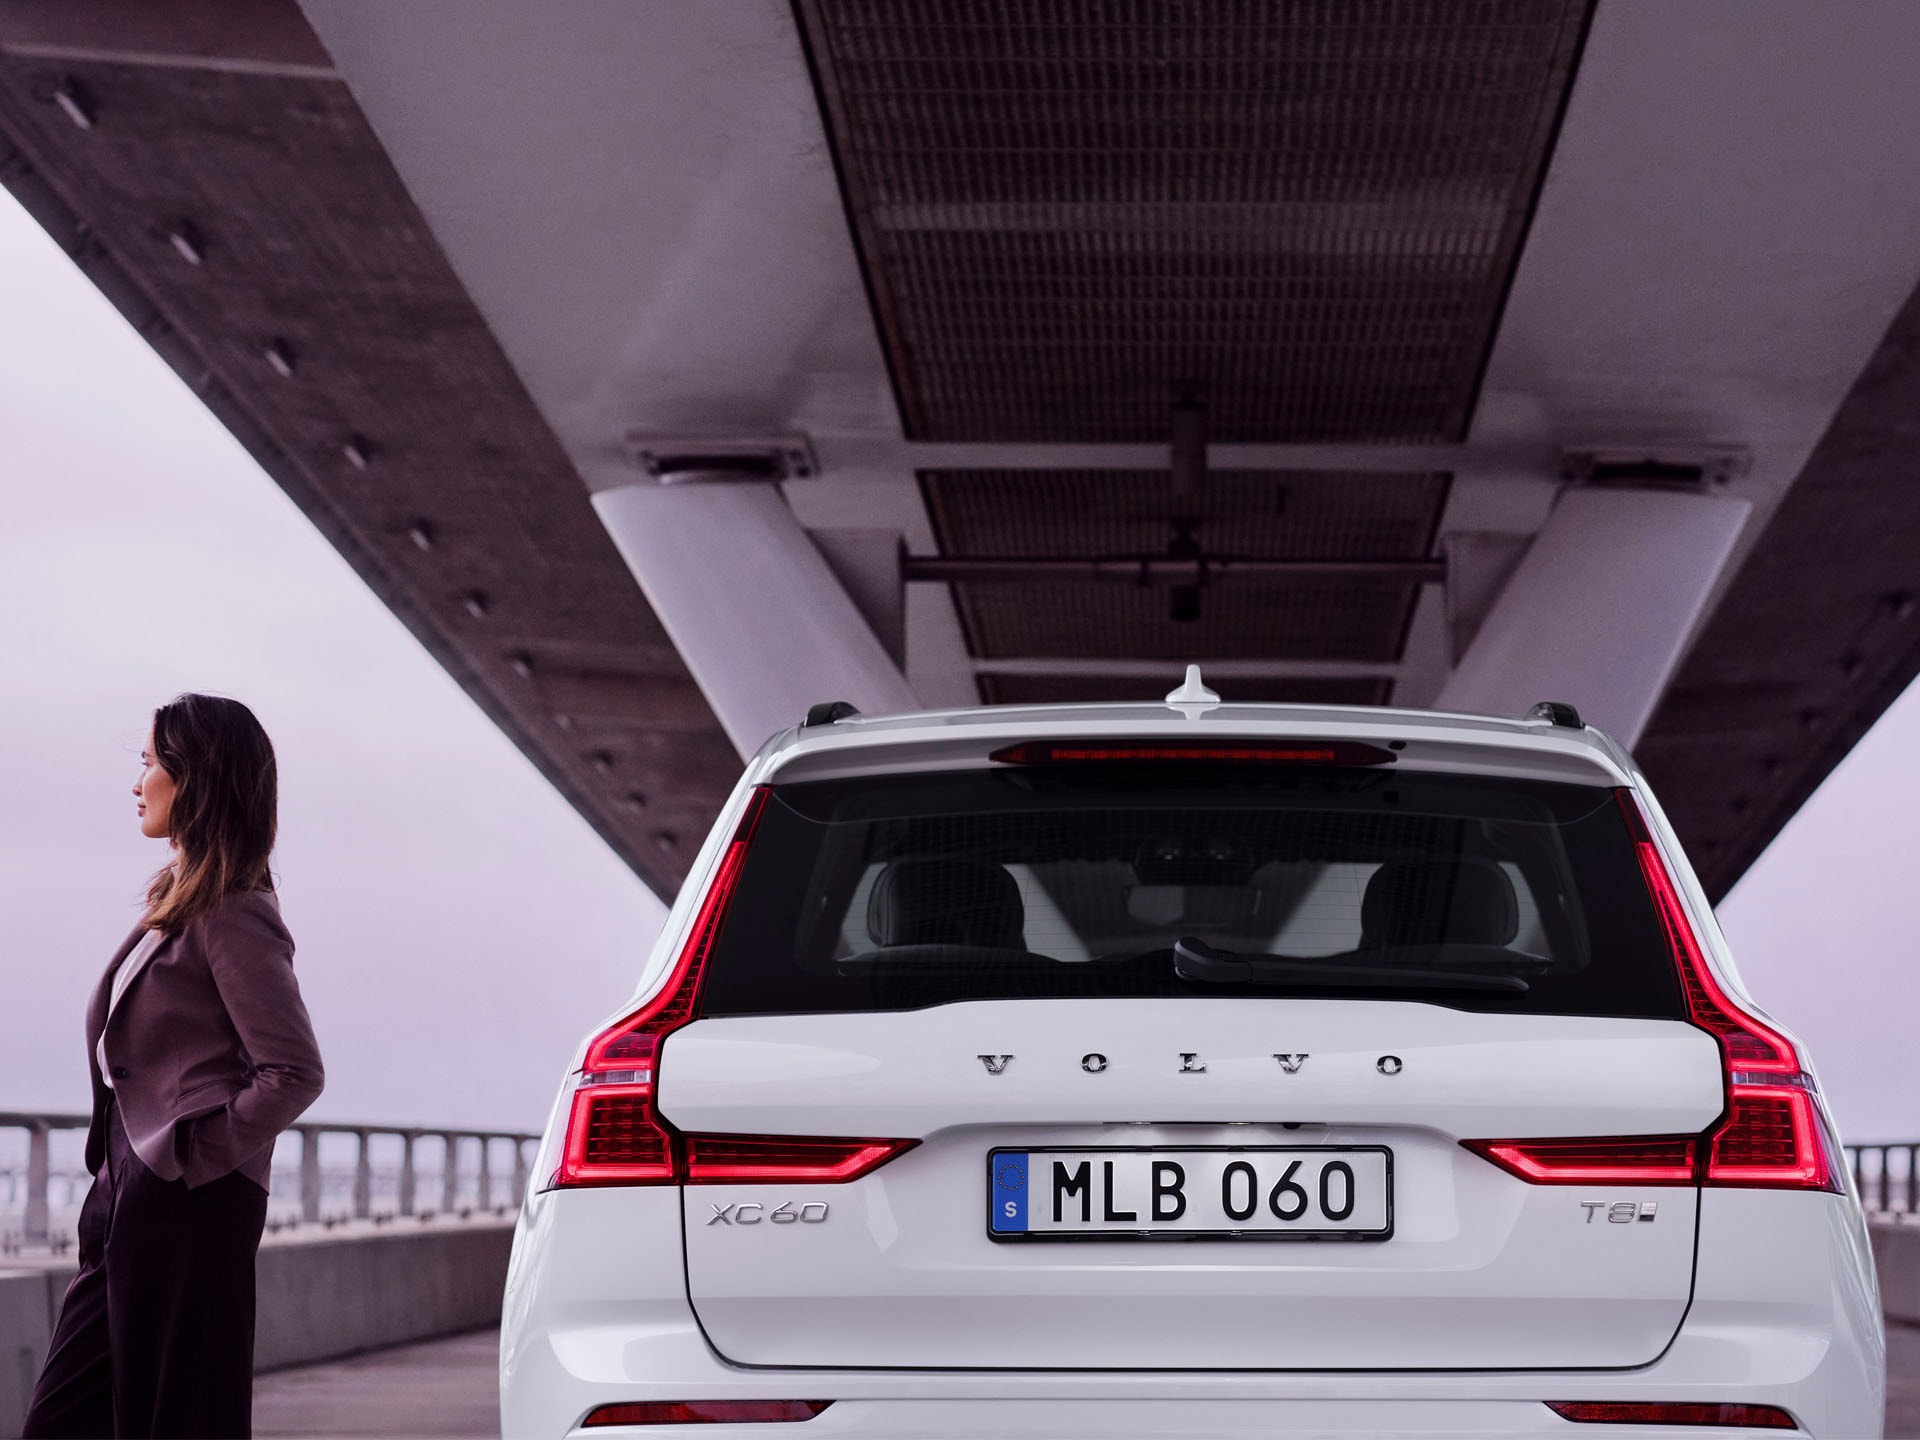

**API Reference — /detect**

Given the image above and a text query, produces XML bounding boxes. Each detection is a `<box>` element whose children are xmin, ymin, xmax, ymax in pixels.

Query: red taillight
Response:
<box><xmin>1708</xmin><ymin>1084</ymin><xmax>1832</xmax><ymax>1189</ymax></box>
<box><xmin>1617</xmin><ymin>791</ymin><xmax>1798</xmax><ymax>1075</ymax></box>
<box><xmin>1614</xmin><ymin>789</ymin><xmax>1839</xmax><ymax>1193</ymax></box>
<box><xmin>582</xmin><ymin>1399</ymin><xmax>832</xmax><ymax>1426</ymax></box>
<box><xmin>684</xmin><ymin>1135</ymin><xmax>918</xmax><ymax>1183</ymax></box>
<box><xmin>1462</xmin><ymin>1136</ymin><xmax>1697</xmax><ymax>1185</ymax></box>
<box><xmin>1463</xmin><ymin>793</ymin><xmax>1840</xmax><ymax>1195</ymax></box>
<box><xmin>561</xmin><ymin>1084</ymin><xmax>675</xmax><ymax>1186</ymax></box>
<box><xmin>553</xmin><ymin>787</ymin><xmax>914</xmax><ymax>1190</ymax></box>
<box><xmin>554</xmin><ymin>787</ymin><xmax>769</xmax><ymax>1189</ymax></box>
<box><xmin>989</xmin><ymin>739</ymin><xmax>1396</xmax><ymax>766</ymax></box>
<box><xmin>1546</xmin><ymin>1400</ymin><xmax>1796</xmax><ymax>1428</ymax></box>
<box><xmin>578</xmin><ymin>786</ymin><xmax>772</xmax><ymax>1078</ymax></box>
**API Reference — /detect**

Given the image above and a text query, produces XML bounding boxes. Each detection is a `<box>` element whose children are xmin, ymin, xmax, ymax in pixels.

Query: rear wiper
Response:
<box><xmin>1171</xmin><ymin>936</ymin><xmax>1528</xmax><ymax>993</ymax></box>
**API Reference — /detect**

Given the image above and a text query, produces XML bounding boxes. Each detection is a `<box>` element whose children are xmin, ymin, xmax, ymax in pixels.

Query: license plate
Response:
<box><xmin>986</xmin><ymin>1146</ymin><xmax>1392</xmax><ymax>1241</ymax></box>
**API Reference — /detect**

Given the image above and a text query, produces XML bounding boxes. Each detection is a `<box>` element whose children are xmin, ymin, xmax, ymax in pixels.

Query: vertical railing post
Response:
<box><xmin>1879</xmin><ymin>1145</ymin><xmax>1892</xmax><ymax>1213</ymax></box>
<box><xmin>511</xmin><ymin>1138</ymin><xmax>529</xmax><ymax>1208</ymax></box>
<box><xmin>1907</xmin><ymin>1144</ymin><xmax>1918</xmax><ymax>1217</ymax></box>
<box><xmin>399</xmin><ymin>1132</ymin><xmax>417</xmax><ymax>1216</ymax></box>
<box><xmin>301</xmin><ymin>1129</ymin><xmax>322</xmax><ymax>1223</ymax></box>
<box><xmin>353</xmin><ymin>1130</ymin><xmax>373</xmax><ymax>1219</ymax></box>
<box><xmin>477</xmin><ymin>1136</ymin><xmax>493</xmax><ymax>1212</ymax></box>
<box><xmin>24</xmin><ymin>1122</ymin><xmax>50</xmax><ymax>1244</ymax></box>
<box><xmin>1853</xmin><ymin>1145</ymin><xmax>1867</xmax><ymax>1203</ymax></box>
<box><xmin>442</xmin><ymin>1133</ymin><xmax>460</xmax><ymax>1214</ymax></box>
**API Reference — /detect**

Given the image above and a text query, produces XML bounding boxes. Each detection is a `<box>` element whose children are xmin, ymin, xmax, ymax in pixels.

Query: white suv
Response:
<box><xmin>500</xmin><ymin>691</ymin><xmax>1884</xmax><ymax>1437</ymax></box>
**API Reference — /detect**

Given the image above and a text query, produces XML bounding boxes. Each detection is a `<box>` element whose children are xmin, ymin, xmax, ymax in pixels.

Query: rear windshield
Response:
<box><xmin>699</xmin><ymin>765</ymin><xmax>1683</xmax><ymax>1019</ymax></box>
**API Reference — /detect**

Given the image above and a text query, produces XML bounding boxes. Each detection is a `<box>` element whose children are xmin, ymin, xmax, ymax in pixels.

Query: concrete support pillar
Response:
<box><xmin>1435</xmin><ymin>488</ymin><xmax>1751</xmax><ymax>747</ymax></box>
<box><xmin>593</xmin><ymin>483</ymin><xmax>920</xmax><ymax>759</ymax></box>
<box><xmin>476</xmin><ymin>1140</ymin><xmax>492</xmax><ymax>1212</ymax></box>
<box><xmin>300</xmin><ymin>1130</ymin><xmax>322</xmax><ymax>1223</ymax></box>
<box><xmin>24</xmin><ymin>1123</ymin><xmax>48</xmax><ymax>1244</ymax></box>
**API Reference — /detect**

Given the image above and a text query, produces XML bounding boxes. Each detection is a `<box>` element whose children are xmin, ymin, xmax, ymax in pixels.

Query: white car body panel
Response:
<box><xmin>502</xmin><ymin>1186</ymin><xmax>1881</xmax><ymax>1437</ymax></box>
<box><xmin>667</xmin><ymin>1002</ymin><xmax>1718</xmax><ymax>1370</ymax></box>
<box><xmin>501</xmin><ymin>700</ymin><xmax>1884</xmax><ymax>1436</ymax></box>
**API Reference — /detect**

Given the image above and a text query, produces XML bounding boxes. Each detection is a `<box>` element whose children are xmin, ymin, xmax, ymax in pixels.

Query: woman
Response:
<box><xmin>24</xmin><ymin>694</ymin><xmax>325</xmax><ymax>1439</ymax></box>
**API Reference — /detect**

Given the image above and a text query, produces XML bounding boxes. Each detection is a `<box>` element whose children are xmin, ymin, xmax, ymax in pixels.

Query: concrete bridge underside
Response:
<box><xmin>1</xmin><ymin>0</ymin><xmax>1919</xmax><ymax>906</ymax></box>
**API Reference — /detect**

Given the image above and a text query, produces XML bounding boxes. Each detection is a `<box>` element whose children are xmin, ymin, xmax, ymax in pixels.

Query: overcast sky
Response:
<box><xmin>0</xmin><ymin>190</ymin><xmax>666</xmax><ymax>1134</ymax></box>
<box><xmin>2</xmin><ymin>184</ymin><xmax>1915</xmax><ymax>1143</ymax></box>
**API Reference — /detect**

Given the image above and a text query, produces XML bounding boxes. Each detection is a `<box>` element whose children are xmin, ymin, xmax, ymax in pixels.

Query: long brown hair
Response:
<box><xmin>143</xmin><ymin>694</ymin><xmax>278</xmax><ymax>933</ymax></box>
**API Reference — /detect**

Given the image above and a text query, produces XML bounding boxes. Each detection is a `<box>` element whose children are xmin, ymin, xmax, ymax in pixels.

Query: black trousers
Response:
<box><xmin>23</xmin><ymin>1101</ymin><xmax>269</xmax><ymax>1439</ymax></box>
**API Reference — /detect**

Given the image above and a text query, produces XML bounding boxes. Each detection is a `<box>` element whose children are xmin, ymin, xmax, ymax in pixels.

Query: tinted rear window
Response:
<box><xmin>699</xmin><ymin>765</ymin><xmax>1682</xmax><ymax>1019</ymax></box>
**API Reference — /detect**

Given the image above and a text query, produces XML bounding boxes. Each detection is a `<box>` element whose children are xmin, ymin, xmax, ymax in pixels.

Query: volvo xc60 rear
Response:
<box><xmin>501</xmin><ymin>699</ymin><xmax>1883</xmax><ymax>1437</ymax></box>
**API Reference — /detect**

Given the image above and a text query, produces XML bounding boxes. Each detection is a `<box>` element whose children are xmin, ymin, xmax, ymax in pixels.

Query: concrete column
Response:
<box><xmin>399</xmin><ymin>1133</ymin><xmax>417</xmax><ymax>1216</ymax></box>
<box><xmin>23</xmin><ymin>1124</ymin><xmax>48</xmax><ymax>1244</ymax></box>
<box><xmin>476</xmin><ymin>1140</ymin><xmax>492</xmax><ymax>1212</ymax></box>
<box><xmin>511</xmin><ymin>1139</ymin><xmax>529</xmax><ymax>1209</ymax></box>
<box><xmin>1434</xmin><ymin>488</ymin><xmax>1751</xmax><ymax>747</ymax></box>
<box><xmin>300</xmin><ymin>1130</ymin><xmax>322</xmax><ymax>1223</ymax></box>
<box><xmin>593</xmin><ymin>482</ymin><xmax>920</xmax><ymax>759</ymax></box>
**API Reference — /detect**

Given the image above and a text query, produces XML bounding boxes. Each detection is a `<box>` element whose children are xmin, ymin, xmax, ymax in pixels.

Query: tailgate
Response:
<box><xmin>667</xmin><ymin>999</ymin><xmax>1719</xmax><ymax>1370</ymax></box>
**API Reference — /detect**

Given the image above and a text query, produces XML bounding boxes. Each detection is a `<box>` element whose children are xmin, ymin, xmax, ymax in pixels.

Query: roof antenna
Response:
<box><xmin>1165</xmin><ymin>664</ymin><xmax>1220</xmax><ymax>708</ymax></box>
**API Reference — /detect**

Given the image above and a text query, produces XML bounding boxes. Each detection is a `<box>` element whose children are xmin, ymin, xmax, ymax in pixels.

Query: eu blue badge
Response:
<box><xmin>991</xmin><ymin>1152</ymin><xmax>1028</xmax><ymax>1232</ymax></box>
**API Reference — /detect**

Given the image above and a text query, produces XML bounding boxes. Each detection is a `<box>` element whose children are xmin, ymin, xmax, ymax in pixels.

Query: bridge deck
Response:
<box><xmin>256</xmin><ymin>1328</ymin><xmax>498</xmax><ymax>1438</ymax></box>
<box><xmin>254</xmin><ymin>1324</ymin><xmax>1920</xmax><ymax>1437</ymax></box>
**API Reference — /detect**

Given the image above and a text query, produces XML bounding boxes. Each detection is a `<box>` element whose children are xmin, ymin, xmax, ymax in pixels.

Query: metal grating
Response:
<box><xmin>923</xmin><ymin>468</ymin><xmax>1448</xmax><ymax>557</ymax></box>
<box><xmin>979</xmin><ymin>674</ymin><xmax>1391</xmax><ymax>706</ymax></box>
<box><xmin>801</xmin><ymin>0</ymin><xmax>1591</xmax><ymax>442</ymax></box>
<box><xmin>922</xmin><ymin>468</ymin><xmax>1447</xmax><ymax>670</ymax></box>
<box><xmin>955</xmin><ymin>578</ymin><xmax>1419</xmax><ymax>662</ymax></box>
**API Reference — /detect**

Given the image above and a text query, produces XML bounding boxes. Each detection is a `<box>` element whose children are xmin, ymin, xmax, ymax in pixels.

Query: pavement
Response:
<box><xmin>252</xmin><ymin>1321</ymin><xmax>1920</xmax><ymax>1438</ymax></box>
<box><xmin>1892</xmin><ymin>1321</ymin><xmax>1920</xmax><ymax>1438</ymax></box>
<box><xmin>255</xmin><ymin>1328</ymin><xmax>499</xmax><ymax>1438</ymax></box>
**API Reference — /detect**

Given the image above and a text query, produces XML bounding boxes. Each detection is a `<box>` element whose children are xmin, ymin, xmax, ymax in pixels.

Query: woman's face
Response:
<box><xmin>134</xmin><ymin>727</ymin><xmax>176</xmax><ymax>840</ymax></box>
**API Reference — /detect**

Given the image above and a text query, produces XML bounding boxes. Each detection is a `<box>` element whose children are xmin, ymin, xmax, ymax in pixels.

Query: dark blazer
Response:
<box><xmin>85</xmin><ymin>889</ymin><xmax>324</xmax><ymax>1190</ymax></box>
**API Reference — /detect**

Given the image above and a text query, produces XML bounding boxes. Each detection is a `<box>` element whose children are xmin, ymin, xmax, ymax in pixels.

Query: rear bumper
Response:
<box><xmin>510</xmin><ymin>1351</ymin><xmax>1850</xmax><ymax>1439</ymax></box>
<box><xmin>501</xmin><ymin>1189</ymin><xmax>1883</xmax><ymax>1439</ymax></box>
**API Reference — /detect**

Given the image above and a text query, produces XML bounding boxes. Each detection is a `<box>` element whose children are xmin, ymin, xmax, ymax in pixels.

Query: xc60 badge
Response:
<box><xmin>706</xmin><ymin>1202</ymin><xmax>829</xmax><ymax>1226</ymax></box>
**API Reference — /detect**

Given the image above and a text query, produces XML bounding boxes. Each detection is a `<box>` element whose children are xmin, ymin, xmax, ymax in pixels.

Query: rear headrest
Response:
<box><xmin>867</xmin><ymin>858</ymin><xmax>1026</xmax><ymax>950</ymax></box>
<box><xmin>1361</xmin><ymin>859</ymin><xmax>1518</xmax><ymax>949</ymax></box>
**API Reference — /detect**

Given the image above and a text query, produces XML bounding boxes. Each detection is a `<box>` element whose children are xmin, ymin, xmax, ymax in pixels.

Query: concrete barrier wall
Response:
<box><xmin>254</xmin><ymin>1222</ymin><xmax>514</xmax><ymax>1370</ymax></box>
<box><xmin>1873</xmin><ymin>1219</ymin><xmax>1920</xmax><ymax>1326</ymax></box>
<box><xmin>0</xmin><ymin>1271</ymin><xmax>55</xmax><ymax>1440</ymax></box>
<box><xmin>0</xmin><ymin>1220</ymin><xmax>513</xmax><ymax>1437</ymax></box>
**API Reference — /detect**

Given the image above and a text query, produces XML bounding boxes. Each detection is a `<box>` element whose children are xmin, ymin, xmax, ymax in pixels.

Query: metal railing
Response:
<box><xmin>0</xmin><ymin>1110</ymin><xmax>539</xmax><ymax>1252</ymax></box>
<box><xmin>1846</xmin><ymin>1143</ymin><xmax>1920</xmax><ymax>1217</ymax></box>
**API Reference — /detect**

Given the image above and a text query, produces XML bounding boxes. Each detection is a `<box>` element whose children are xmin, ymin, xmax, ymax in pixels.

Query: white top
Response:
<box><xmin>97</xmin><ymin>928</ymin><xmax>163</xmax><ymax>1090</ymax></box>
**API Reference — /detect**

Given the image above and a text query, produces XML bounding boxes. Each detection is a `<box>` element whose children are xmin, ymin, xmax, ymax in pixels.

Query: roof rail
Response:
<box><xmin>802</xmin><ymin>700</ymin><xmax>861</xmax><ymax>728</ymax></box>
<box><xmin>1526</xmin><ymin>700</ymin><xmax>1585</xmax><ymax>729</ymax></box>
